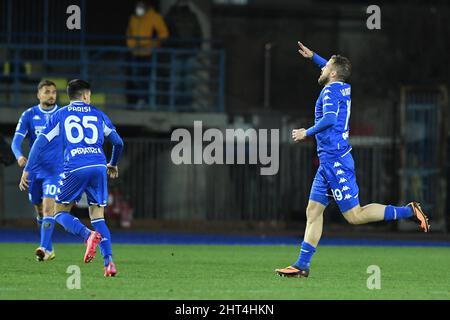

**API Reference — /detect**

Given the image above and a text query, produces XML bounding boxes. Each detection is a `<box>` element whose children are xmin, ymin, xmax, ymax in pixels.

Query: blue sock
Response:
<box><xmin>91</xmin><ymin>218</ymin><xmax>113</xmax><ymax>266</ymax></box>
<box><xmin>294</xmin><ymin>241</ymin><xmax>316</xmax><ymax>270</ymax></box>
<box><xmin>384</xmin><ymin>205</ymin><xmax>413</xmax><ymax>221</ymax></box>
<box><xmin>54</xmin><ymin>211</ymin><xmax>91</xmax><ymax>242</ymax></box>
<box><xmin>40</xmin><ymin>216</ymin><xmax>55</xmax><ymax>252</ymax></box>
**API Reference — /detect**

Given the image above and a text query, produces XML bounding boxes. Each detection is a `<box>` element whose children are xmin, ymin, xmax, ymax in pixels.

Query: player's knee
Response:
<box><xmin>343</xmin><ymin>211</ymin><xmax>363</xmax><ymax>225</ymax></box>
<box><xmin>42</xmin><ymin>206</ymin><xmax>54</xmax><ymax>217</ymax></box>
<box><xmin>306</xmin><ymin>203</ymin><xmax>321</xmax><ymax>223</ymax></box>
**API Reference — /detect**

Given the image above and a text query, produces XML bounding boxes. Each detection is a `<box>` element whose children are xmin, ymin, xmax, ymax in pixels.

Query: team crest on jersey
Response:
<box><xmin>44</xmin><ymin>114</ymin><xmax>50</xmax><ymax>122</ymax></box>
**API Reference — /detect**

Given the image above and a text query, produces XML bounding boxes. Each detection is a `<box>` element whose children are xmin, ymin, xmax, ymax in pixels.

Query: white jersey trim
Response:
<box><xmin>69</xmin><ymin>164</ymin><xmax>107</xmax><ymax>173</ymax></box>
<box><xmin>44</xmin><ymin>124</ymin><xmax>60</xmax><ymax>142</ymax></box>
<box><xmin>38</xmin><ymin>105</ymin><xmax>58</xmax><ymax>114</ymax></box>
<box><xmin>103</xmin><ymin>122</ymin><xmax>115</xmax><ymax>137</ymax></box>
<box><xmin>340</xmin><ymin>147</ymin><xmax>353</xmax><ymax>158</ymax></box>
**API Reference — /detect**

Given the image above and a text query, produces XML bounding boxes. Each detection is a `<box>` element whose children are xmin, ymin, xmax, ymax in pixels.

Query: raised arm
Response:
<box><xmin>298</xmin><ymin>41</ymin><xmax>328</xmax><ymax>69</ymax></box>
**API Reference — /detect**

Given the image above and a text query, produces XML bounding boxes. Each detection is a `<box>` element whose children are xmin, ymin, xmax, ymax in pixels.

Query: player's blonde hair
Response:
<box><xmin>330</xmin><ymin>55</ymin><xmax>351</xmax><ymax>82</ymax></box>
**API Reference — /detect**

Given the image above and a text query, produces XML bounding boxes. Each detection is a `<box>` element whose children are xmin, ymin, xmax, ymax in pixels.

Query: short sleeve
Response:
<box><xmin>15</xmin><ymin>111</ymin><xmax>29</xmax><ymax>136</ymax></box>
<box><xmin>42</xmin><ymin>111</ymin><xmax>61</xmax><ymax>142</ymax></box>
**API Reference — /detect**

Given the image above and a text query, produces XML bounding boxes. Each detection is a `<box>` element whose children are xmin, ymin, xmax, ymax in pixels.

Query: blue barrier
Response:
<box><xmin>1</xmin><ymin>228</ymin><xmax>450</xmax><ymax>247</ymax></box>
<box><xmin>0</xmin><ymin>42</ymin><xmax>226</xmax><ymax>112</ymax></box>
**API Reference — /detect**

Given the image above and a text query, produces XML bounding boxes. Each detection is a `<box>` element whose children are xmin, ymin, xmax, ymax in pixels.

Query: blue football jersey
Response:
<box><xmin>15</xmin><ymin>104</ymin><xmax>63</xmax><ymax>176</ymax></box>
<box><xmin>314</xmin><ymin>81</ymin><xmax>352</xmax><ymax>160</ymax></box>
<box><xmin>41</xmin><ymin>101</ymin><xmax>116</xmax><ymax>172</ymax></box>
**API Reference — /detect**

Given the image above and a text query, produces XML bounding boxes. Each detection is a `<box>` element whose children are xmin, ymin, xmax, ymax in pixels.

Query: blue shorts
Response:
<box><xmin>309</xmin><ymin>152</ymin><xmax>360</xmax><ymax>213</ymax></box>
<box><xmin>28</xmin><ymin>173</ymin><xmax>60</xmax><ymax>205</ymax></box>
<box><xmin>55</xmin><ymin>165</ymin><xmax>108</xmax><ymax>207</ymax></box>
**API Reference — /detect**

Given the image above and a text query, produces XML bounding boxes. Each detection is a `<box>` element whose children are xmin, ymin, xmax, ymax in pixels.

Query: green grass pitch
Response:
<box><xmin>0</xmin><ymin>243</ymin><xmax>449</xmax><ymax>300</ymax></box>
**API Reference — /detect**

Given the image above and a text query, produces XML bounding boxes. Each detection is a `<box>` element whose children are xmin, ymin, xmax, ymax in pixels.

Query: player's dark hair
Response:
<box><xmin>37</xmin><ymin>79</ymin><xmax>56</xmax><ymax>91</ymax></box>
<box><xmin>330</xmin><ymin>55</ymin><xmax>351</xmax><ymax>82</ymax></box>
<box><xmin>67</xmin><ymin>79</ymin><xmax>91</xmax><ymax>100</ymax></box>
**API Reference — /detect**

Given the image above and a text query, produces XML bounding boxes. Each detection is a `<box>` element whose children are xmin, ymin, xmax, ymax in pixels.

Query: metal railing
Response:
<box><xmin>0</xmin><ymin>42</ymin><xmax>225</xmax><ymax>112</ymax></box>
<box><xmin>106</xmin><ymin>138</ymin><xmax>396</xmax><ymax>221</ymax></box>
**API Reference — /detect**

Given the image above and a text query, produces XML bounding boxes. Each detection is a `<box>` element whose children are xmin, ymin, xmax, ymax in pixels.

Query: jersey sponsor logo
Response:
<box><xmin>333</xmin><ymin>162</ymin><xmax>341</xmax><ymax>168</ymax></box>
<box><xmin>34</xmin><ymin>125</ymin><xmax>46</xmax><ymax>136</ymax></box>
<box><xmin>68</xmin><ymin>106</ymin><xmax>91</xmax><ymax>113</ymax></box>
<box><xmin>344</xmin><ymin>194</ymin><xmax>352</xmax><ymax>200</ymax></box>
<box><xmin>70</xmin><ymin>147</ymin><xmax>102</xmax><ymax>157</ymax></box>
<box><xmin>342</xmin><ymin>131</ymin><xmax>349</xmax><ymax>140</ymax></box>
<box><xmin>339</xmin><ymin>178</ymin><xmax>347</xmax><ymax>184</ymax></box>
<box><xmin>336</xmin><ymin>169</ymin><xmax>344</xmax><ymax>175</ymax></box>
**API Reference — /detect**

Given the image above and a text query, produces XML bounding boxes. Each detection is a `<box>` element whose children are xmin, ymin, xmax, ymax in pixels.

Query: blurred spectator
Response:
<box><xmin>126</xmin><ymin>0</ymin><xmax>169</xmax><ymax>108</ymax></box>
<box><xmin>165</xmin><ymin>0</ymin><xmax>202</xmax><ymax>108</ymax></box>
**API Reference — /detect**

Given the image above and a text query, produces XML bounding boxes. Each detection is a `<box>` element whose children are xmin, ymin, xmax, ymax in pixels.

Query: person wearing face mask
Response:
<box><xmin>126</xmin><ymin>0</ymin><xmax>169</xmax><ymax>107</ymax></box>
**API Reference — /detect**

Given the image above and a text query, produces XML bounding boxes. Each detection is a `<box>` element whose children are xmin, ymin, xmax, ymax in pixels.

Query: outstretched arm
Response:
<box><xmin>19</xmin><ymin>134</ymin><xmax>50</xmax><ymax>190</ymax></box>
<box><xmin>305</xmin><ymin>113</ymin><xmax>337</xmax><ymax>137</ymax></box>
<box><xmin>298</xmin><ymin>41</ymin><xmax>328</xmax><ymax>68</ymax></box>
<box><xmin>20</xmin><ymin>112</ymin><xmax>60</xmax><ymax>191</ymax></box>
<box><xmin>292</xmin><ymin>90</ymin><xmax>340</xmax><ymax>141</ymax></box>
<box><xmin>292</xmin><ymin>113</ymin><xmax>337</xmax><ymax>142</ymax></box>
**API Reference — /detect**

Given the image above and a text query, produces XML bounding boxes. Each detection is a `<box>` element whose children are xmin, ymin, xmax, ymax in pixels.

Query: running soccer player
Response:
<box><xmin>19</xmin><ymin>79</ymin><xmax>124</xmax><ymax>277</ymax></box>
<box><xmin>12</xmin><ymin>80</ymin><xmax>62</xmax><ymax>261</ymax></box>
<box><xmin>275</xmin><ymin>42</ymin><xmax>430</xmax><ymax>278</ymax></box>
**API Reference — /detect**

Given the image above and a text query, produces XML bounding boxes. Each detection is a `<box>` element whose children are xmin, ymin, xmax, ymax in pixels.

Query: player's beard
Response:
<box><xmin>42</xmin><ymin>99</ymin><xmax>56</xmax><ymax>108</ymax></box>
<box><xmin>318</xmin><ymin>73</ymin><xmax>329</xmax><ymax>86</ymax></box>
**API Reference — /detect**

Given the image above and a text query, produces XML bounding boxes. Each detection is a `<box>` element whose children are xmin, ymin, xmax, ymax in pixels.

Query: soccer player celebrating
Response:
<box><xmin>275</xmin><ymin>42</ymin><xmax>430</xmax><ymax>278</ymax></box>
<box><xmin>12</xmin><ymin>80</ymin><xmax>62</xmax><ymax>261</ymax></box>
<box><xmin>19</xmin><ymin>79</ymin><xmax>124</xmax><ymax>277</ymax></box>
